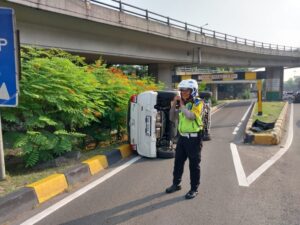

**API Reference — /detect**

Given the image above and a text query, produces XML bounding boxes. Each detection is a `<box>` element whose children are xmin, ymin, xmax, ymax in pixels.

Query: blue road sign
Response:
<box><xmin>0</xmin><ymin>8</ymin><xmax>18</xmax><ymax>107</ymax></box>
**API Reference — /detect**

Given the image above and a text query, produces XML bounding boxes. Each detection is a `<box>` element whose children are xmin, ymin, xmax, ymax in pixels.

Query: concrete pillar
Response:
<box><xmin>148</xmin><ymin>64</ymin><xmax>174</xmax><ymax>90</ymax></box>
<box><xmin>265</xmin><ymin>67</ymin><xmax>284</xmax><ymax>101</ymax></box>
<box><xmin>211</xmin><ymin>83</ymin><xmax>218</xmax><ymax>101</ymax></box>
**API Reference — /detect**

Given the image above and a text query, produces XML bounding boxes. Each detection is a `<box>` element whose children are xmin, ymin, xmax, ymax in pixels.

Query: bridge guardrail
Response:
<box><xmin>90</xmin><ymin>0</ymin><xmax>299</xmax><ymax>52</ymax></box>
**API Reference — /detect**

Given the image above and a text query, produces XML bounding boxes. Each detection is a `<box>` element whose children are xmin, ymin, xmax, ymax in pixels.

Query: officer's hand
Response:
<box><xmin>172</xmin><ymin>95</ymin><xmax>183</xmax><ymax>108</ymax></box>
<box><xmin>174</xmin><ymin>95</ymin><xmax>181</xmax><ymax>101</ymax></box>
<box><xmin>171</xmin><ymin>96</ymin><xmax>179</xmax><ymax>107</ymax></box>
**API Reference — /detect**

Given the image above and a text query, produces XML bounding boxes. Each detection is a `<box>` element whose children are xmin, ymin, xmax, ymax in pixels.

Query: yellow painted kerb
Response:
<box><xmin>83</xmin><ymin>155</ymin><xmax>108</xmax><ymax>175</ymax></box>
<box><xmin>27</xmin><ymin>174</ymin><xmax>68</xmax><ymax>203</ymax></box>
<box><xmin>119</xmin><ymin>144</ymin><xmax>133</xmax><ymax>158</ymax></box>
<box><xmin>254</xmin><ymin>133</ymin><xmax>276</xmax><ymax>145</ymax></box>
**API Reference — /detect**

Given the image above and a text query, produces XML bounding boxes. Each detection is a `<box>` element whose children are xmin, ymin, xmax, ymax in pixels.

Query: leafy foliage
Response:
<box><xmin>86</xmin><ymin>63</ymin><xmax>164</xmax><ymax>139</ymax></box>
<box><xmin>1</xmin><ymin>47</ymin><xmax>163</xmax><ymax>167</ymax></box>
<box><xmin>198</xmin><ymin>82</ymin><xmax>207</xmax><ymax>92</ymax></box>
<box><xmin>284</xmin><ymin>77</ymin><xmax>298</xmax><ymax>91</ymax></box>
<box><xmin>242</xmin><ymin>89</ymin><xmax>251</xmax><ymax>99</ymax></box>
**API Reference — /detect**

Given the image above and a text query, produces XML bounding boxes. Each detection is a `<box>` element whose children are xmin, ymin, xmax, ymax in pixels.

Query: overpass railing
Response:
<box><xmin>90</xmin><ymin>0</ymin><xmax>299</xmax><ymax>52</ymax></box>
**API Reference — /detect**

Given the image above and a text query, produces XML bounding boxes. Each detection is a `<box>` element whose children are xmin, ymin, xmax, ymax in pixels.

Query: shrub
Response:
<box><xmin>1</xmin><ymin>47</ymin><xmax>164</xmax><ymax>167</ymax></box>
<box><xmin>87</xmin><ymin>62</ymin><xmax>164</xmax><ymax>139</ymax></box>
<box><xmin>2</xmin><ymin>47</ymin><xmax>106</xmax><ymax>167</ymax></box>
<box><xmin>242</xmin><ymin>89</ymin><xmax>251</xmax><ymax>99</ymax></box>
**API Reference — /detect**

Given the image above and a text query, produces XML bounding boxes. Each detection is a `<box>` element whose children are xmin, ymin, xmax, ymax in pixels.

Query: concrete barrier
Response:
<box><xmin>82</xmin><ymin>155</ymin><xmax>108</xmax><ymax>175</ymax></box>
<box><xmin>64</xmin><ymin>163</ymin><xmax>91</xmax><ymax>187</ymax></box>
<box><xmin>0</xmin><ymin>187</ymin><xmax>38</xmax><ymax>225</ymax></box>
<box><xmin>118</xmin><ymin>144</ymin><xmax>133</xmax><ymax>158</ymax></box>
<box><xmin>27</xmin><ymin>174</ymin><xmax>68</xmax><ymax>204</ymax></box>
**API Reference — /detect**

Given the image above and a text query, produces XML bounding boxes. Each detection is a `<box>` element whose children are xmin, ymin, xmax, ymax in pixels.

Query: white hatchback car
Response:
<box><xmin>128</xmin><ymin>91</ymin><xmax>211</xmax><ymax>158</ymax></box>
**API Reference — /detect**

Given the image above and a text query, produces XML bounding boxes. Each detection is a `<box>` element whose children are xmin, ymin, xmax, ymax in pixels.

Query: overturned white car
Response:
<box><xmin>128</xmin><ymin>91</ymin><xmax>211</xmax><ymax>158</ymax></box>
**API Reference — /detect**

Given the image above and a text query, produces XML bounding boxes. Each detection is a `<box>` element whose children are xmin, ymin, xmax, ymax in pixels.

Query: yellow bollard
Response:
<box><xmin>257</xmin><ymin>80</ymin><xmax>263</xmax><ymax>116</ymax></box>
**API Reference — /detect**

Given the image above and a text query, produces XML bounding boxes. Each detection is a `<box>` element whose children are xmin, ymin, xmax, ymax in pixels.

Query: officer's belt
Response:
<box><xmin>180</xmin><ymin>133</ymin><xmax>198</xmax><ymax>138</ymax></box>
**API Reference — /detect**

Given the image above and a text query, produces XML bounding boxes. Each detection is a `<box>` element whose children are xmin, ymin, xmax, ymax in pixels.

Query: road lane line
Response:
<box><xmin>20</xmin><ymin>156</ymin><xmax>142</xmax><ymax>225</ymax></box>
<box><xmin>241</xmin><ymin>102</ymin><xmax>254</xmax><ymax>122</ymax></box>
<box><xmin>232</xmin><ymin>101</ymin><xmax>254</xmax><ymax>135</ymax></box>
<box><xmin>230</xmin><ymin>143</ymin><xmax>249</xmax><ymax>186</ymax></box>
<box><xmin>246</xmin><ymin>103</ymin><xmax>294</xmax><ymax>185</ymax></box>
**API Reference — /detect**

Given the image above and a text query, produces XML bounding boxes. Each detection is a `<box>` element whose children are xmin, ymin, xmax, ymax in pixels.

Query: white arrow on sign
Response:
<box><xmin>0</xmin><ymin>83</ymin><xmax>10</xmax><ymax>100</ymax></box>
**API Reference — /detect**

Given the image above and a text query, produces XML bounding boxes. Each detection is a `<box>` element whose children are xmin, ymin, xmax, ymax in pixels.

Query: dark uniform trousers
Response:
<box><xmin>172</xmin><ymin>133</ymin><xmax>202</xmax><ymax>191</ymax></box>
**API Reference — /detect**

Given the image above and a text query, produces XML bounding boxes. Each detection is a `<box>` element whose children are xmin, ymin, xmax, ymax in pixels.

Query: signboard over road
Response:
<box><xmin>197</xmin><ymin>73</ymin><xmax>238</xmax><ymax>81</ymax></box>
<box><xmin>0</xmin><ymin>8</ymin><xmax>18</xmax><ymax>107</ymax></box>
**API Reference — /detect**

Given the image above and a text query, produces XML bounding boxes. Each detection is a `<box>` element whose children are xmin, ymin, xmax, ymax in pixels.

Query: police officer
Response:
<box><xmin>166</xmin><ymin>79</ymin><xmax>204</xmax><ymax>199</ymax></box>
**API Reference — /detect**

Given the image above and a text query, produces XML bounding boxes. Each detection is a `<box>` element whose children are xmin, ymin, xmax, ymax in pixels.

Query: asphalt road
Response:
<box><xmin>12</xmin><ymin>101</ymin><xmax>300</xmax><ymax>225</ymax></box>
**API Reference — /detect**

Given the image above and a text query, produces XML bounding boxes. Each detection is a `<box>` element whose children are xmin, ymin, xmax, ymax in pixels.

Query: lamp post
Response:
<box><xmin>200</xmin><ymin>23</ymin><xmax>208</xmax><ymax>34</ymax></box>
<box><xmin>200</xmin><ymin>23</ymin><xmax>208</xmax><ymax>28</ymax></box>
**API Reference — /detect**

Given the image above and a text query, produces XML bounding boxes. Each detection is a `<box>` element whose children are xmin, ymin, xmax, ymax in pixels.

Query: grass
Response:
<box><xmin>252</xmin><ymin>101</ymin><xmax>285</xmax><ymax>123</ymax></box>
<box><xmin>0</xmin><ymin>141</ymin><xmax>126</xmax><ymax>197</ymax></box>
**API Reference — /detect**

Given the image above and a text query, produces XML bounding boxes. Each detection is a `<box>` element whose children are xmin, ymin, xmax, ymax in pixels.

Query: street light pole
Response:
<box><xmin>200</xmin><ymin>23</ymin><xmax>208</xmax><ymax>28</ymax></box>
<box><xmin>200</xmin><ymin>23</ymin><xmax>208</xmax><ymax>34</ymax></box>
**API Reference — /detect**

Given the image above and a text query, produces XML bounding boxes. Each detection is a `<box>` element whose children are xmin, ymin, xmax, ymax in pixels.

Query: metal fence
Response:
<box><xmin>89</xmin><ymin>0</ymin><xmax>299</xmax><ymax>52</ymax></box>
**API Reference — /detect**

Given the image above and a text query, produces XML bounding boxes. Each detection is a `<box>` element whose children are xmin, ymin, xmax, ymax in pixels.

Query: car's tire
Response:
<box><xmin>202</xmin><ymin>134</ymin><xmax>211</xmax><ymax>141</ymax></box>
<box><xmin>157</xmin><ymin>148</ymin><xmax>175</xmax><ymax>158</ymax></box>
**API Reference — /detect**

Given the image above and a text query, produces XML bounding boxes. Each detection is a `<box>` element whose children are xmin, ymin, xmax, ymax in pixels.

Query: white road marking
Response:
<box><xmin>20</xmin><ymin>156</ymin><xmax>142</xmax><ymax>225</ymax></box>
<box><xmin>232</xmin><ymin>101</ymin><xmax>254</xmax><ymax>134</ymax></box>
<box><xmin>230</xmin><ymin>104</ymin><xmax>294</xmax><ymax>187</ymax></box>
<box><xmin>230</xmin><ymin>143</ymin><xmax>249</xmax><ymax>186</ymax></box>
<box><xmin>246</xmin><ymin>103</ymin><xmax>294</xmax><ymax>185</ymax></box>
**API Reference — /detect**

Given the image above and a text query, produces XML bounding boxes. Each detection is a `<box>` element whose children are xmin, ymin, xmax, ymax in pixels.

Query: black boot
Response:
<box><xmin>185</xmin><ymin>190</ymin><xmax>198</xmax><ymax>199</ymax></box>
<box><xmin>165</xmin><ymin>184</ymin><xmax>181</xmax><ymax>193</ymax></box>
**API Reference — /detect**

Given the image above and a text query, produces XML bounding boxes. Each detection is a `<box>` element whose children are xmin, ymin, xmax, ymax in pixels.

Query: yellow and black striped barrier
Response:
<box><xmin>172</xmin><ymin>71</ymin><xmax>267</xmax><ymax>87</ymax></box>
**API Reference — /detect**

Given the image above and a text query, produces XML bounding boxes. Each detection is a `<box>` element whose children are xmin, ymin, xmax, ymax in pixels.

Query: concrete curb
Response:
<box><xmin>0</xmin><ymin>187</ymin><xmax>38</xmax><ymax>224</ymax></box>
<box><xmin>244</xmin><ymin>102</ymin><xmax>289</xmax><ymax>145</ymax></box>
<box><xmin>211</xmin><ymin>101</ymin><xmax>228</xmax><ymax>112</ymax></box>
<box><xmin>0</xmin><ymin>144</ymin><xmax>134</xmax><ymax>225</ymax></box>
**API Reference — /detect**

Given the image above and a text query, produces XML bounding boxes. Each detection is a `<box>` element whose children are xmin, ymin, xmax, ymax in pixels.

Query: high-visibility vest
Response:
<box><xmin>178</xmin><ymin>98</ymin><xmax>203</xmax><ymax>134</ymax></box>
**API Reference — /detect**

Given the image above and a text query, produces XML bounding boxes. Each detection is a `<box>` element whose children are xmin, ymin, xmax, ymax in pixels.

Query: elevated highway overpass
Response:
<box><xmin>2</xmin><ymin>0</ymin><xmax>300</xmax><ymax>98</ymax></box>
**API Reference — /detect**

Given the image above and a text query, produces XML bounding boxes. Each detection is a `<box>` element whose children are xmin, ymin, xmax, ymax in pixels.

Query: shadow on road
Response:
<box><xmin>60</xmin><ymin>192</ymin><xmax>184</xmax><ymax>225</ymax></box>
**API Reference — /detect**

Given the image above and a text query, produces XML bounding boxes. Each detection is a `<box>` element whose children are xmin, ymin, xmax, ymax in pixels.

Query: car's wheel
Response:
<box><xmin>202</xmin><ymin>134</ymin><xmax>211</xmax><ymax>141</ymax></box>
<box><xmin>157</xmin><ymin>148</ymin><xmax>175</xmax><ymax>158</ymax></box>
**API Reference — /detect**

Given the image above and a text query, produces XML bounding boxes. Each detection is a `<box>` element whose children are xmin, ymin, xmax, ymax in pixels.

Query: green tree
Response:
<box><xmin>284</xmin><ymin>78</ymin><xmax>296</xmax><ymax>91</ymax></box>
<box><xmin>295</xmin><ymin>77</ymin><xmax>300</xmax><ymax>90</ymax></box>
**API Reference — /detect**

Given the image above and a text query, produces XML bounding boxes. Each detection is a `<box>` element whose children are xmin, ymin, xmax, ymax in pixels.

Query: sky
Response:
<box><xmin>102</xmin><ymin>0</ymin><xmax>300</xmax><ymax>80</ymax></box>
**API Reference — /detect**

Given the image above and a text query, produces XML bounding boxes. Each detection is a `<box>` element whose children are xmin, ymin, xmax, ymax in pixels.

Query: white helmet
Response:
<box><xmin>178</xmin><ymin>79</ymin><xmax>198</xmax><ymax>97</ymax></box>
